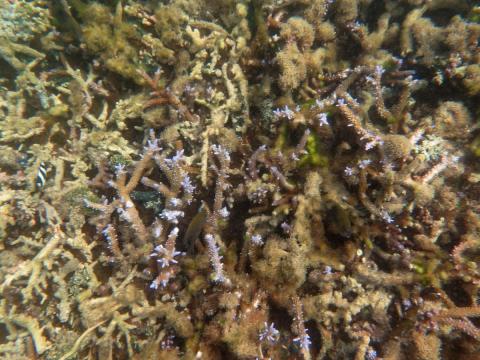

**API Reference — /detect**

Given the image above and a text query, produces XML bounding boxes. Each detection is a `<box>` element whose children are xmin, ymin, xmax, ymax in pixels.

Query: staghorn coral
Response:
<box><xmin>0</xmin><ymin>1</ymin><xmax>480</xmax><ymax>359</ymax></box>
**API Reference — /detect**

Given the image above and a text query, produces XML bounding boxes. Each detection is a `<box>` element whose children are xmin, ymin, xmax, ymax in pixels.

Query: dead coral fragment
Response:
<box><xmin>433</xmin><ymin>101</ymin><xmax>472</xmax><ymax>139</ymax></box>
<box><xmin>381</xmin><ymin>135</ymin><xmax>412</xmax><ymax>162</ymax></box>
<box><xmin>461</xmin><ymin>64</ymin><xmax>480</xmax><ymax>95</ymax></box>
<box><xmin>80</xmin><ymin>2</ymin><xmax>143</xmax><ymax>83</ymax></box>
<box><xmin>315</xmin><ymin>21</ymin><xmax>336</xmax><ymax>43</ymax></box>
<box><xmin>280</xmin><ymin>17</ymin><xmax>315</xmax><ymax>50</ymax></box>
<box><xmin>333</xmin><ymin>0</ymin><xmax>359</xmax><ymax>24</ymax></box>
<box><xmin>276</xmin><ymin>42</ymin><xmax>307</xmax><ymax>90</ymax></box>
<box><xmin>154</xmin><ymin>4</ymin><xmax>188</xmax><ymax>50</ymax></box>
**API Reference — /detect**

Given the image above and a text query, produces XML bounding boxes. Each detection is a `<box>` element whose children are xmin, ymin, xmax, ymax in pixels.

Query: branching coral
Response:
<box><xmin>0</xmin><ymin>0</ymin><xmax>51</xmax><ymax>71</ymax></box>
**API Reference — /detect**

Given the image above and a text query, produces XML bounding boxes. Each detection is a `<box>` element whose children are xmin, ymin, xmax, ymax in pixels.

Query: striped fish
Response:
<box><xmin>36</xmin><ymin>162</ymin><xmax>47</xmax><ymax>188</ymax></box>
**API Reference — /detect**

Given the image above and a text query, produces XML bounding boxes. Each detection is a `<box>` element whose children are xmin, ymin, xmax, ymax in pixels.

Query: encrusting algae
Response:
<box><xmin>0</xmin><ymin>0</ymin><xmax>479</xmax><ymax>359</ymax></box>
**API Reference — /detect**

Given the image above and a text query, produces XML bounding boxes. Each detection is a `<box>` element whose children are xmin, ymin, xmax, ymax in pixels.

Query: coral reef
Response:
<box><xmin>0</xmin><ymin>0</ymin><xmax>479</xmax><ymax>359</ymax></box>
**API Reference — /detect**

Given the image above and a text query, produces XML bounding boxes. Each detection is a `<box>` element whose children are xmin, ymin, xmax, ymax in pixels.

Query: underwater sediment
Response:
<box><xmin>0</xmin><ymin>0</ymin><xmax>480</xmax><ymax>359</ymax></box>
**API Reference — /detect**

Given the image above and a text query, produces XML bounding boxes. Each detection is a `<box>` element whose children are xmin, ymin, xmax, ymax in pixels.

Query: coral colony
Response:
<box><xmin>1</xmin><ymin>0</ymin><xmax>480</xmax><ymax>359</ymax></box>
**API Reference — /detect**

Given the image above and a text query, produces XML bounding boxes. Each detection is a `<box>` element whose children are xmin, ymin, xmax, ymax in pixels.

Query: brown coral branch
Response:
<box><xmin>109</xmin><ymin>147</ymin><xmax>159</xmax><ymax>245</ymax></box>
<box><xmin>102</xmin><ymin>224</ymin><xmax>123</xmax><ymax>261</ymax></box>
<box><xmin>292</xmin><ymin>295</ymin><xmax>311</xmax><ymax>360</ymax></box>
<box><xmin>372</xmin><ymin>66</ymin><xmax>394</xmax><ymax>122</ymax></box>
<box><xmin>433</xmin><ymin>307</ymin><xmax>480</xmax><ymax>319</ymax></box>
<box><xmin>452</xmin><ymin>235</ymin><xmax>478</xmax><ymax>279</ymax></box>
<box><xmin>138</xmin><ymin>70</ymin><xmax>198</xmax><ymax>123</ymax></box>
<box><xmin>336</xmin><ymin>99</ymin><xmax>377</xmax><ymax>148</ymax></box>
<box><xmin>206</xmin><ymin>145</ymin><xmax>231</xmax><ymax>234</ymax></box>
<box><xmin>140</xmin><ymin>177</ymin><xmax>176</xmax><ymax>199</ymax></box>
<box><xmin>122</xmin><ymin>150</ymin><xmax>155</xmax><ymax>194</ymax></box>
<box><xmin>435</xmin><ymin>317</ymin><xmax>480</xmax><ymax>340</ymax></box>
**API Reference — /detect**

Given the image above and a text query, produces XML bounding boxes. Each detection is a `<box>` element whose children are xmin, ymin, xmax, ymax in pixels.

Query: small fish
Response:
<box><xmin>182</xmin><ymin>202</ymin><xmax>209</xmax><ymax>254</ymax></box>
<box><xmin>36</xmin><ymin>162</ymin><xmax>47</xmax><ymax>188</ymax></box>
